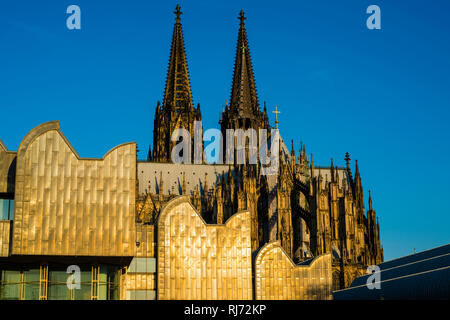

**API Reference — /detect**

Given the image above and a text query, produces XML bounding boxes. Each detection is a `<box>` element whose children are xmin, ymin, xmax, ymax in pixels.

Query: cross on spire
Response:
<box><xmin>174</xmin><ymin>4</ymin><xmax>182</xmax><ymax>22</ymax></box>
<box><xmin>344</xmin><ymin>152</ymin><xmax>351</xmax><ymax>168</ymax></box>
<box><xmin>238</xmin><ymin>10</ymin><xmax>246</xmax><ymax>25</ymax></box>
<box><xmin>272</xmin><ymin>106</ymin><xmax>281</xmax><ymax>129</ymax></box>
<box><xmin>344</xmin><ymin>152</ymin><xmax>352</xmax><ymax>178</ymax></box>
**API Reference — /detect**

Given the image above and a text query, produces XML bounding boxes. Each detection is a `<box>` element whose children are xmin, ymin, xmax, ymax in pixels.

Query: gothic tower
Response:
<box><xmin>152</xmin><ymin>5</ymin><xmax>202</xmax><ymax>163</ymax></box>
<box><xmin>219</xmin><ymin>10</ymin><xmax>269</xmax><ymax>164</ymax></box>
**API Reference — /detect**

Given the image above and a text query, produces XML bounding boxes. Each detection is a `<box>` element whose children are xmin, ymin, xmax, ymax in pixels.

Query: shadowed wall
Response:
<box><xmin>0</xmin><ymin>139</ymin><xmax>16</xmax><ymax>194</ymax></box>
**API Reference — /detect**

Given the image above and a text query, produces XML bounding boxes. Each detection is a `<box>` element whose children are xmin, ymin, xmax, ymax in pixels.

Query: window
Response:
<box><xmin>47</xmin><ymin>270</ymin><xmax>69</xmax><ymax>300</ymax></box>
<box><xmin>73</xmin><ymin>269</ymin><xmax>91</xmax><ymax>300</ymax></box>
<box><xmin>23</xmin><ymin>269</ymin><xmax>40</xmax><ymax>300</ymax></box>
<box><xmin>0</xmin><ymin>267</ymin><xmax>47</xmax><ymax>300</ymax></box>
<box><xmin>48</xmin><ymin>267</ymin><xmax>91</xmax><ymax>300</ymax></box>
<box><xmin>1</xmin><ymin>264</ymin><xmax>121</xmax><ymax>300</ymax></box>
<box><xmin>0</xmin><ymin>199</ymin><xmax>14</xmax><ymax>220</ymax></box>
<box><xmin>0</xmin><ymin>270</ymin><xmax>21</xmax><ymax>300</ymax></box>
<box><xmin>97</xmin><ymin>266</ymin><xmax>120</xmax><ymax>300</ymax></box>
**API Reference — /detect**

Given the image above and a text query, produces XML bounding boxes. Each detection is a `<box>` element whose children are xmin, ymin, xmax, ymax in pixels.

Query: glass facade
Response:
<box><xmin>0</xmin><ymin>199</ymin><xmax>14</xmax><ymax>220</ymax></box>
<box><xmin>0</xmin><ymin>270</ymin><xmax>21</xmax><ymax>300</ymax></box>
<box><xmin>98</xmin><ymin>266</ymin><xmax>120</xmax><ymax>300</ymax></box>
<box><xmin>23</xmin><ymin>269</ymin><xmax>40</xmax><ymax>300</ymax></box>
<box><xmin>0</xmin><ymin>264</ymin><xmax>121</xmax><ymax>300</ymax></box>
<box><xmin>72</xmin><ymin>269</ymin><xmax>91</xmax><ymax>300</ymax></box>
<box><xmin>48</xmin><ymin>270</ymin><xmax>71</xmax><ymax>300</ymax></box>
<box><xmin>48</xmin><ymin>268</ymin><xmax>92</xmax><ymax>300</ymax></box>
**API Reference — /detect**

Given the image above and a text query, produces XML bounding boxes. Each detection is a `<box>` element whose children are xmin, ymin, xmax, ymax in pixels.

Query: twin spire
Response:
<box><xmin>163</xmin><ymin>4</ymin><xmax>193</xmax><ymax>112</ymax></box>
<box><xmin>162</xmin><ymin>6</ymin><xmax>259</xmax><ymax>116</ymax></box>
<box><xmin>230</xmin><ymin>10</ymin><xmax>259</xmax><ymax>116</ymax></box>
<box><xmin>154</xmin><ymin>5</ymin><xmax>261</xmax><ymax>163</ymax></box>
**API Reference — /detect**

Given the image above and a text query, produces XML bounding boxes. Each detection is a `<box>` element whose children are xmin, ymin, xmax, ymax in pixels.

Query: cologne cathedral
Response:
<box><xmin>138</xmin><ymin>5</ymin><xmax>383</xmax><ymax>290</ymax></box>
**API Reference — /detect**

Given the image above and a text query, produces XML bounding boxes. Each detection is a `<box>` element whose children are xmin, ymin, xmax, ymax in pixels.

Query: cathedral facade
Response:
<box><xmin>141</xmin><ymin>5</ymin><xmax>383</xmax><ymax>291</ymax></box>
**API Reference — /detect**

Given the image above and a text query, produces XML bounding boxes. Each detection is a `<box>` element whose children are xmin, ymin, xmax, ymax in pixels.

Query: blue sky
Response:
<box><xmin>0</xmin><ymin>0</ymin><xmax>449</xmax><ymax>261</ymax></box>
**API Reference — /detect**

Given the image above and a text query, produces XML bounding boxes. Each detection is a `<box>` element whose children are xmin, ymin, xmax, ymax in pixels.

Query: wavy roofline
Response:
<box><xmin>255</xmin><ymin>240</ymin><xmax>330</xmax><ymax>269</ymax></box>
<box><xmin>157</xmin><ymin>195</ymin><xmax>250</xmax><ymax>229</ymax></box>
<box><xmin>17</xmin><ymin>120</ymin><xmax>135</xmax><ymax>161</ymax></box>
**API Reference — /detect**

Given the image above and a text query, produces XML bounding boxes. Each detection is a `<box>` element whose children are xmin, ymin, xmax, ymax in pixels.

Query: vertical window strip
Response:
<box><xmin>19</xmin><ymin>272</ymin><xmax>24</xmax><ymax>300</ymax></box>
<box><xmin>39</xmin><ymin>264</ymin><xmax>48</xmax><ymax>300</ymax></box>
<box><xmin>91</xmin><ymin>265</ymin><xmax>99</xmax><ymax>300</ymax></box>
<box><xmin>120</xmin><ymin>267</ymin><xmax>127</xmax><ymax>300</ymax></box>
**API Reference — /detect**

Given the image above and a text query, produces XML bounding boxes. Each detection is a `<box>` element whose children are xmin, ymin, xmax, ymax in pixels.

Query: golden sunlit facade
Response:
<box><xmin>0</xmin><ymin>121</ymin><xmax>138</xmax><ymax>299</ymax></box>
<box><xmin>12</xmin><ymin>121</ymin><xmax>136</xmax><ymax>256</ymax></box>
<box><xmin>157</xmin><ymin>196</ymin><xmax>253</xmax><ymax>300</ymax></box>
<box><xmin>0</xmin><ymin>121</ymin><xmax>332</xmax><ymax>300</ymax></box>
<box><xmin>255</xmin><ymin>242</ymin><xmax>332</xmax><ymax>300</ymax></box>
<box><xmin>0</xmin><ymin>221</ymin><xmax>10</xmax><ymax>257</ymax></box>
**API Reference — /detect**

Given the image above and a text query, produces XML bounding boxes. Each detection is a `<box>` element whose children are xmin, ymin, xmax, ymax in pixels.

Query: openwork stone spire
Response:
<box><xmin>163</xmin><ymin>4</ymin><xmax>193</xmax><ymax>112</ymax></box>
<box><xmin>230</xmin><ymin>10</ymin><xmax>259</xmax><ymax>116</ymax></box>
<box><xmin>152</xmin><ymin>5</ymin><xmax>201</xmax><ymax>163</ymax></box>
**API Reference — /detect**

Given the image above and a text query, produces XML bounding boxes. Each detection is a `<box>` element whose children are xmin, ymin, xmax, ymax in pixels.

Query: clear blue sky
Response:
<box><xmin>1</xmin><ymin>0</ymin><xmax>449</xmax><ymax>261</ymax></box>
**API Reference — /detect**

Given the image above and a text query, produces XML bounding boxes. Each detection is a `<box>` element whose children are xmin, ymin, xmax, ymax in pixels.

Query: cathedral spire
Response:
<box><xmin>263</xmin><ymin>102</ymin><xmax>268</xmax><ymax>120</ymax></box>
<box><xmin>368</xmin><ymin>190</ymin><xmax>373</xmax><ymax>211</ymax></box>
<box><xmin>159</xmin><ymin>171</ymin><xmax>164</xmax><ymax>195</ymax></box>
<box><xmin>203</xmin><ymin>172</ymin><xmax>208</xmax><ymax>195</ymax></box>
<box><xmin>330</xmin><ymin>158</ymin><xmax>335</xmax><ymax>183</ymax></box>
<box><xmin>230</xmin><ymin>10</ymin><xmax>259</xmax><ymax>116</ymax></box>
<box><xmin>344</xmin><ymin>152</ymin><xmax>352</xmax><ymax>178</ymax></box>
<box><xmin>182</xmin><ymin>172</ymin><xmax>187</xmax><ymax>195</ymax></box>
<box><xmin>355</xmin><ymin>159</ymin><xmax>360</xmax><ymax>178</ymax></box>
<box><xmin>153</xmin><ymin>6</ymin><xmax>202</xmax><ymax>163</ymax></box>
<box><xmin>163</xmin><ymin>4</ymin><xmax>193</xmax><ymax>112</ymax></box>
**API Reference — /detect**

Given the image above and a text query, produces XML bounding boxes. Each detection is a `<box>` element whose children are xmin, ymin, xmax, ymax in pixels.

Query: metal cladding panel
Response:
<box><xmin>11</xmin><ymin>121</ymin><xmax>136</xmax><ymax>256</ymax></box>
<box><xmin>135</xmin><ymin>224</ymin><xmax>155</xmax><ymax>258</ymax></box>
<box><xmin>157</xmin><ymin>196</ymin><xmax>252</xmax><ymax>300</ymax></box>
<box><xmin>125</xmin><ymin>274</ymin><xmax>156</xmax><ymax>291</ymax></box>
<box><xmin>126</xmin><ymin>290</ymin><xmax>156</xmax><ymax>300</ymax></box>
<box><xmin>0</xmin><ymin>139</ymin><xmax>16</xmax><ymax>193</ymax></box>
<box><xmin>0</xmin><ymin>220</ymin><xmax>11</xmax><ymax>257</ymax></box>
<box><xmin>255</xmin><ymin>241</ymin><xmax>332</xmax><ymax>300</ymax></box>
